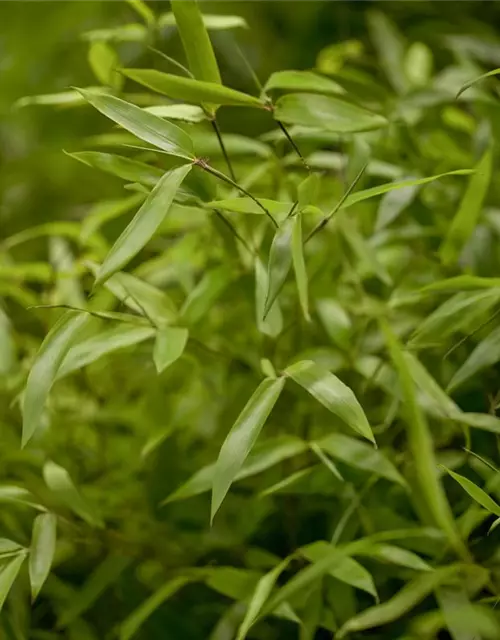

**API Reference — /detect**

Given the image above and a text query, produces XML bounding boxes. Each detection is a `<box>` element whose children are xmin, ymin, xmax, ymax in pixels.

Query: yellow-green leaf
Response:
<box><xmin>0</xmin><ymin>554</ymin><xmax>26</xmax><ymax>613</ymax></box>
<box><xmin>153</xmin><ymin>326</ymin><xmax>188</xmax><ymax>373</ymax></box>
<box><xmin>292</xmin><ymin>213</ymin><xmax>310</xmax><ymax>321</ymax></box>
<box><xmin>443</xmin><ymin>467</ymin><xmax>500</xmax><ymax>517</ymax></box>
<box><xmin>29</xmin><ymin>513</ymin><xmax>57</xmax><ymax>601</ymax></box>
<box><xmin>265</xmin><ymin>70</ymin><xmax>344</xmax><ymax>96</ymax></box>
<box><xmin>265</xmin><ymin>216</ymin><xmax>294</xmax><ymax>318</ymax></box>
<box><xmin>68</xmin><ymin>151</ymin><xmax>163</xmax><ymax>186</ymax></box>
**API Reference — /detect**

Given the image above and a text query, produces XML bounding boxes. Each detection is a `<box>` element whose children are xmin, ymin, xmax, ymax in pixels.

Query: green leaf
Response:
<box><xmin>164</xmin><ymin>436</ymin><xmax>306</xmax><ymax>503</ymax></box>
<box><xmin>410</xmin><ymin>290</ymin><xmax>500</xmax><ymax>348</ymax></box>
<box><xmin>265</xmin><ymin>216</ymin><xmax>294</xmax><ymax>318</ymax></box>
<box><xmin>153</xmin><ymin>326</ymin><xmax>188</xmax><ymax>373</ymax></box>
<box><xmin>375</xmin><ymin>177</ymin><xmax>419</xmax><ymax>231</ymax></box>
<box><xmin>285</xmin><ymin>360</ymin><xmax>374</xmax><ymax>443</ymax></box>
<box><xmin>22</xmin><ymin>311</ymin><xmax>90</xmax><ymax>447</ymax></box>
<box><xmin>314</xmin><ymin>433</ymin><xmax>406</xmax><ymax>486</ymax></box>
<box><xmin>297</xmin><ymin>174</ymin><xmax>320</xmax><ymax>209</ymax></box>
<box><xmin>354</xmin><ymin>544</ymin><xmax>431</xmax><ymax>571</ymax></box>
<box><xmin>43</xmin><ymin>461</ymin><xmax>103</xmax><ymax>528</ymax></box>
<box><xmin>88</xmin><ymin>41</ymin><xmax>122</xmax><ymax>89</ymax></box>
<box><xmin>440</xmin><ymin>147</ymin><xmax>493</xmax><ymax>265</ymax></box>
<box><xmin>94</xmin><ymin>164</ymin><xmax>192</xmax><ymax>287</ymax></box>
<box><xmin>456</xmin><ymin>67</ymin><xmax>500</xmax><ymax>98</ymax></box>
<box><xmin>309</xmin><ymin>442</ymin><xmax>343</xmax><ymax>481</ymax></box>
<box><xmin>120</xmin><ymin>576</ymin><xmax>193</xmax><ymax>640</ymax></box>
<box><xmin>58</xmin><ymin>554</ymin><xmax>131</xmax><ymax>628</ymax></box>
<box><xmin>337</xmin><ymin>567</ymin><xmax>459</xmax><ymax>637</ymax></box>
<box><xmin>0</xmin><ymin>554</ymin><xmax>26</xmax><ymax>613</ymax></box>
<box><xmin>211</xmin><ymin>377</ymin><xmax>286</xmax><ymax>521</ymax></box>
<box><xmin>420</xmin><ymin>275</ymin><xmax>500</xmax><ymax>293</ymax></box>
<box><xmin>205</xmin><ymin>197</ymin><xmax>292</xmax><ymax>217</ymax></box>
<box><xmin>170</xmin><ymin>0</ymin><xmax>220</xmax><ymax>115</ymax></box>
<box><xmin>448</xmin><ymin>325</ymin><xmax>500</xmax><ymax>391</ymax></box>
<box><xmin>367</xmin><ymin>11</ymin><xmax>408</xmax><ymax>94</ymax></box>
<box><xmin>159</xmin><ymin>12</ymin><xmax>248</xmax><ymax>30</ymax></box>
<box><xmin>259</xmin><ymin>467</ymin><xmax>316</xmax><ymax>498</ymax></box>
<box><xmin>29</xmin><ymin>513</ymin><xmax>57</xmax><ymax>601</ymax></box>
<box><xmin>123</xmin><ymin>69</ymin><xmax>264</xmax><ymax>108</ymax></box>
<box><xmin>126</xmin><ymin>0</ymin><xmax>154</xmax><ymax>25</ymax></box>
<box><xmin>181</xmin><ymin>266</ymin><xmax>232</xmax><ymax>325</ymax></box>
<box><xmin>292</xmin><ymin>213</ymin><xmax>310</xmax><ymax>321</ymax></box>
<box><xmin>380</xmin><ymin>321</ymin><xmax>466</xmax><ymax>558</ymax></box>
<box><xmin>0</xmin><ymin>540</ymin><xmax>24</xmax><ymax>560</ymax></box>
<box><xmin>68</xmin><ymin>151</ymin><xmax>163</xmax><ymax>186</ymax></box>
<box><xmin>265</xmin><ymin>70</ymin><xmax>345</xmax><ymax>96</ymax></box>
<box><xmin>236</xmin><ymin>558</ymin><xmax>291</xmax><ymax>640</ymax></box>
<box><xmin>255</xmin><ymin>257</ymin><xmax>283</xmax><ymax>337</ymax></box>
<box><xmin>144</xmin><ymin>103</ymin><xmax>207</xmax><ymax>122</ymax></box>
<box><xmin>315</xmin><ymin>299</ymin><xmax>352</xmax><ymax>351</ymax></box>
<box><xmin>274</xmin><ymin>93</ymin><xmax>387</xmax><ymax>133</ymax></box>
<box><xmin>77</xmin><ymin>89</ymin><xmax>194</xmax><ymax>159</ymax></box>
<box><xmin>443</xmin><ymin>467</ymin><xmax>500</xmax><ymax>517</ymax></box>
<box><xmin>57</xmin><ymin>325</ymin><xmax>155</xmax><ymax>379</ymax></box>
<box><xmin>81</xmin><ymin>194</ymin><xmax>145</xmax><ymax>241</ymax></box>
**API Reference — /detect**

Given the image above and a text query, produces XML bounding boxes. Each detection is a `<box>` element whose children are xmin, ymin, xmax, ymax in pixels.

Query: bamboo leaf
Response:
<box><xmin>159</xmin><ymin>12</ymin><xmax>248</xmax><ymax>30</ymax></box>
<box><xmin>456</xmin><ymin>68</ymin><xmax>500</xmax><ymax>98</ymax></box>
<box><xmin>22</xmin><ymin>311</ymin><xmax>90</xmax><ymax>447</ymax></box>
<box><xmin>153</xmin><ymin>326</ymin><xmax>188</xmax><ymax>373</ymax></box>
<box><xmin>292</xmin><ymin>213</ymin><xmax>309</xmax><ymax>320</ymax></box>
<box><xmin>274</xmin><ymin>93</ymin><xmax>387</xmax><ymax>133</ymax></box>
<box><xmin>123</xmin><ymin>69</ymin><xmax>264</xmax><ymax>108</ymax></box>
<box><xmin>77</xmin><ymin>89</ymin><xmax>194</xmax><ymax>159</ymax></box>
<box><xmin>265</xmin><ymin>217</ymin><xmax>294</xmax><ymax>318</ymax></box>
<box><xmin>440</xmin><ymin>147</ymin><xmax>493</xmax><ymax>265</ymax></box>
<box><xmin>68</xmin><ymin>151</ymin><xmax>163</xmax><ymax>186</ymax></box>
<box><xmin>211</xmin><ymin>377</ymin><xmax>286</xmax><ymax>521</ymax></box>
<box><xmin>43</xmin><ymin>461</ymin><xmax>103</xmax><ymax>528</ymax></box>
<box><xmin>88</xmin><ymin>41</ymin><xmax>122</xmax><ymax>89</ymax></box>
<box><xmin>29</xmin><ymin>513</ymin><xmax>57</xmax><ymax>601</ymax></box>
<box><xmin>265</xmin><ymin>70</ymin><xmax>344</xmax><ymax>95</ymax></box>
<box><xmin>94</xmin><ymin>164</ymin><xmax>192</xmax><ymax>287</ymax></box>
<box><xmin>0</xmin><ymin>554</ymin><xmax>26</xmax><ymax>613</ymax></box>
<box><xmin>285</xmin><ymin>360</ymin><xmax>375</xmax><ymax>443</ymax></box>
<box><xmin>448</xmin><ymin>325</ymin><xmax>500</xmax><ymax>391</ymax></box>
<box><xmin>181</xmin><ymin>266</ymin><xmax>232</xmax><ymax>325</ymax></box>
<box><xmin>443</xmin><ymin>467</ymin><xmax>500</xmax><ymax>517</ymax></box>
<box><xmin>255</xmin><ymin>257</ymin><xmax>283</xmax><ymax>337</ymax></box>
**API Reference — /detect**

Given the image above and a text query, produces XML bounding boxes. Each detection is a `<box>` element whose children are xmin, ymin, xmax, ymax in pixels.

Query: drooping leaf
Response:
<box><xmin>274</xmin><ymin>93</ymin><xmax>387</xmax><ymax>133</ymax></box>
<box><xmin>0</xmin><ymin>554</ymin><xmax>26</xmax><ymax>613</ymax></box>
<box><xmin>375</xmin><ymin>177</ymin><xmax>419</xmax><ymax>231</ymax></box>
<box><xmin>380</xmin><ymin>321</ymin><xmax>466</xmax><ymax>558</ymax></box>
<box><xmin>440</xmin><ymin>147</ymin><xmax>493</xmax><ymax>265</ymax></box>
<box><xmin>22</xmin><ymin>311</ymin><xmax>90</xmax><ymax>447</ymax></box>
<box><xmin>255</xmin><ymin>257</ymin><xmax>283</xmax><ymax>337</ymax></box>
<box><xmin>77</xmin><ymin>89</ymin><xmax>194</xmax><ymax>159</ymax></box>
<box><xmin>448</xmin><ymin>325</ymin><xmax>500</xmax><ymax>391</ymax></box>
<box><xmin>265</xmin><ymin>217</ymin><xmax>294</xmax><ymax>318</ymax></box>
<box><xmin>68</xmin><ymin>151</ymin><xmax>163</xmax><ymax>186</ymax></box>
<box><xmin>43</xmin><ymin>461</ymin><xmax>103</xmax><ymax>528</ymax></box>
<box><xmin>144</xmin><ymin>103</ymin><xmax>207</xmax><ymax>122</ymax></box>
<box><xmin>442</xmin><ymin>467</ymin><xmax>500</xmax><ymax>517</ymax></box>
<box><xmin>420</xmin><ymin>275</ymin><xmax>500</xmax><ymax>294</ymax></box>
<box><xmin>285</xmin><ymin>360</ymin><xmax>375</xmax><ymax>443</ymax></box>
<box><xmin>153</xmin><ymin>326</ymin><xmax>188</xmax><ymax>373</ymax></box>
<box><xmin>123</xmin><ymin>69</ymin><xmax>264</xmax><ymax>108</ymax></box>
<box><xmin>337</xmin><ymin>567</ymin><xmax>459</xmax><ymax>637</ymax></box>
<box><xmin>355</xmin><ymin>544</ymin><xmax>431</xmax><ymax>571</ymax></box>
<box><xmin>29</xmin><ymin>513</ymin><xmax>57</xmax><ymax>601</ymax></box>
<box><xmin>292</xmin><ymin>213</ymin><xmax>310</xmax><ymax>321</ymax></box>
<box><xmin>265</xmin><ymin>70</ymin><xmax>344</xmax><ymax>95</ymax></box>
<box><xmin>164</xmin><ymin>436</ymin><xmax>306</xmax><ymax>503</ymax></box>
<box><xmin>314</xmin><ymin>433</ymin><xmax>406</xmax><ymax>486</ymax></box>
<box><xmin>456</xmin><ymin>67</ymin><xmax>500</xmax><ymax>98</ymax></box>
<box><xmin>94</xmin><ymin>164</ymin><xmax>192</xmax><ymax>286</ymax></box>
<box><xmin>120</xmin><ymin>576</ymin><xmax>193</xmax><ymax>640</ymax></box>
<box><xmin>211</xmin><ymin>377</ymin><xmax>286</xmax><ymax>521</ymax></box>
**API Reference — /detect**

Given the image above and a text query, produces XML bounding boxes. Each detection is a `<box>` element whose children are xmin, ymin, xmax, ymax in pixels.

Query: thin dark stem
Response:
<box><xmin>213</xmin><ymin>209</ymin><xmax>256</xmax><ymax>256</ymax></box>
<box><xmin>305</xmin><ymin>163</ymin><xmax>367</xmax><ymax>244</ymax></box>
<box><xmin>196</xmin><ymin>160</ymin><xmax>278</xmax><ymax>228</ymax></box>
<box><xmin>211</xmin><ymin>119</ymin><xmax>236</xmax><ymax>182</ymax></box>
<box><xmin>276</xmin><ymin>120</ymin><xmax>310</xmax><ymax>171</ymax></box>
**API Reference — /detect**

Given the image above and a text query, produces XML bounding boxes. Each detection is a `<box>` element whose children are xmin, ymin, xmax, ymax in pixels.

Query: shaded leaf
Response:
<box><xmin>211</xmin><ymin>377</ymin><xmax>286</xmax><ymax>521</ymax></box>
<box><xmin>0</xmin><ymin>554</ymin><xmax>26</xmax><ymax>613</ymax></box>
<box><xmin>265</xmin><ymin>217</ymin><xmax>294</xmax><ymax>317</ymax></box>
<box><xmin>29</xmin><ymin>513</ymin><xmax>57</xmax><ymax>601</ymax></box>
<box><xmin>292</xmin><ymin>213</ymin><xmax>310</xmax><ymax>321</ymax></box>
<box><xmin>285</xmin><ymin>360</ymin><xmax>374</xmax><ymax>443</ymax></box>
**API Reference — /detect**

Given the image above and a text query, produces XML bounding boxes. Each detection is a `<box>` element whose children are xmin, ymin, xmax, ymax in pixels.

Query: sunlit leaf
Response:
<box><xmin>211</xmin><ymin>377</ymin><xmax>286</xmax><ymax>520</ymax></box>
<box><xmin>153</xmin><ymin>326</ymin><xmax>188</xmax><ymax>373</ymax></box>
<box><xmin>265</xmin><ymin>70</ymin><xmax>344</xmax><ymax>95</ymax></box>
<box><xmin>159</xmin><ymin>11</ymin><xmax>248</xmax><ymax>30</ymax></box>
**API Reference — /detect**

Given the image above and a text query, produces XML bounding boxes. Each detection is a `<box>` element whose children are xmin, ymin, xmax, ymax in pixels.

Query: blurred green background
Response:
<box><xmin>2</xmin><ymin>0</ymin><xmax>500</xmax><ymax>240</ymax></box>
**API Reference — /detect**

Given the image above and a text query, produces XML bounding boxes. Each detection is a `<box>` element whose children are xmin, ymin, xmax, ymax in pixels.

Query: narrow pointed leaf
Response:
<box><xmin>0</xmin><ymin>554</ymin><xmax>26</xmax><ymax>613</ymax></box>
<box><xmin>292</xmin><ymin>213</ymin><xmax>310</xmax><ymax>321</ymax></box>
<box><xmin>68</xmin><ymin>151</ymin><xmax>163</xmax><ymax>186</ymax></box>
<box><xmin>77</xmin><ymin>89</ymin><xmax>194</xmax><ymax>158</ymax></box>
<box><xmin>457</xmin><ymin>68</ymin><xmax>500</xmax><ymax>98</ymax></box>
<box><xmin>120</xmin><ymin>576</ymin><xmax>193</xmax><ymax>640</ymax></box>
<box><xmin>440</xmin><ymin>147</ymin><xmax>493</xmax><ymax>265</ymax></box>
<box><xmin>375</xmin><ymin>178</ymin><xmax>418</xmax><ymax>231</ymax></box>
<box><xmin>211</xmin><ymin>377</ymin><xmax>286</xmax><ymax>521</ymax></box>
<box><xmin>123</xmin><ymin>70</ymin><xmax>264</xmax><ymax>108</ymax></box>
<box><xmin>94</xmin><ymin>164</ymin><xmax>192</xmax><ymax>286</ymax></box>
<box><xmin>443</xmin><ymin>467</ymin><xmax>500</xmax><ymax>517</ymax></box>
<box><xmin>170</xmin><ymin>0</ymin><xmax>221</xmax><ymax>85</ymax></box>
<box><xmin>236</xmin><ymin>558</ymin><xmax>291</xmax><ymax>640</ymax></box>
<box><xmin>29</xmin><ymin>513</ymin><xmax>57</xmax><ymax>601</ymax></box>
<box><xmin>265</xmin><ymin>217</ymin><xmax>294</xmax><ymax>317</ymax></box>
<box><xmin>356</xmin><ymin>544</ymin><xmax>431</xmax><ymax>571</ymax></box>
<box><xmin>255</xmin><ymin>257</ymin><xmax>283</xmax><ymax>337</ymax></box>
<box><xmin>88</xmin><ymin>41</ymin><xmax>122</xmax><ymax>89</ymax></box>
<box><xmin>285</xmin><ymin>360</ymin><xmax>374</xmax><ymax>443</ymax></box>
<box><xmin>297</xmin><ymin>174</ymin><xmax>320</xmax><ymax>209</ymax></box>
<box><xmin>337</xmin><ymin>567</ymin><xmax>459</xmax><ymax>637</ymax></box>
<box><xmin>274</xmin><ymin>93</ymin><xmax>387</xmax><ymax>133</ymax></box>
<box><xmin>181</xmin><ymin>266</ymin><xmax>232</xmax><ymax>325</ymax></box>
<box><xmin>314</xmin><ymin>433</ymin><xmax>405</xmax><ymax>486</ymax></box>
<box><xmin>153</xmin><ymin>326</ymin><xmax>188</xmax><ymax>373</ymax></box>
<box><xmin>448</xmin><ymin>325</ymin><xmax>500</xmax><ymax>391</ymax></box>
<box><xmin>159</xmin><ymin>12</ymin><xmax>247</xmax><ymax>30</ymax></box>
<box><xmin>43</xmin><ymin>461</ymin><xmax>103</xmax><ymax>528</ymax></box>
<box><xmin>380</xmin><ymin>321</ymin><xmax>466</xmax><ymax>557</ymax></box>
<box><xmin>265</xmin><ymin>70</ymin><xmax>344</xmax><ymax>95</ymax></box>
<box><xmin>23</xmin><ymin>311</ymin><xmax>90</xmax><ymax>447</ymax></box>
